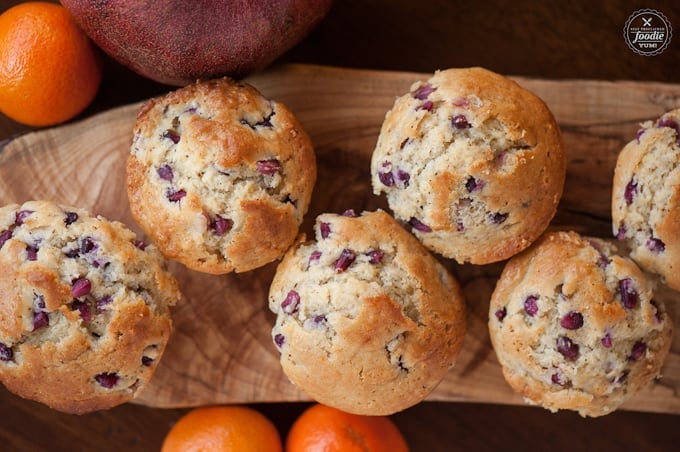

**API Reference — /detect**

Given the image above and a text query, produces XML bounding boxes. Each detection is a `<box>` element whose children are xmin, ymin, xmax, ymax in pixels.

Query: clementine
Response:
<box><xmin>161</xmin><ymin>405</ymin><xmax>283</xmax><ymax>452</ymax></box>
<box><xmin>286</xmin><ymin>403</ymin><xmax>409</xmax><ymax>452</ymax></box>
<box><xmin>0</xmin><ymin>2</ymin><xmax>102</xmax><ymax>127</ymax></box>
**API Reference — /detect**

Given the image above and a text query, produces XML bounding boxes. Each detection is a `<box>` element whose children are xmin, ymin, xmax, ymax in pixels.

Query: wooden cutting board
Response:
<box><xmin>1</xmin><ymin>64</ymin><xmax>678</xmax><ymax>414</ymax></box>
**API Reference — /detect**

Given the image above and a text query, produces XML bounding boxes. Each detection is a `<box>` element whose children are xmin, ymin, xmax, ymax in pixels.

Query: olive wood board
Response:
<box><xmin>0</xmin><ymin>64</ymin><xmax>679</xmax><ymax>415</ymax></box>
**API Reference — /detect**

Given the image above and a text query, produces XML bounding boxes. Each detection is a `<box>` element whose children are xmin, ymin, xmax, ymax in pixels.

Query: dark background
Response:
<box><xmin>1</xmin><ymin>1</ymin><xmax>679</xmax><ymax>451</ymax></box>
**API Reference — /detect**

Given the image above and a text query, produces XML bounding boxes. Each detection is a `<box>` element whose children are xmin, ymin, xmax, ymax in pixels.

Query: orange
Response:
<box><xmin>0</xmin><ymin>2</ymin><xmax>102</xmax><ymax>127</ymax></box>
<box><xmin>161</xmin><ymin>405</ymin><xmax>283</xmax><ymax>452</ymax></box>
<box><xmin>286</xmin><ymin>404</ymin><xmax>409</xmax><ymax>452</ymax></box>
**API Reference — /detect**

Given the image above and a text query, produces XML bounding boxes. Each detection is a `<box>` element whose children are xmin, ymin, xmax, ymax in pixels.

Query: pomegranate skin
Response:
<box><xmin>61</xmin><ymin>0</ymin><xmax>333</xmax><ymax>85</ymax></box>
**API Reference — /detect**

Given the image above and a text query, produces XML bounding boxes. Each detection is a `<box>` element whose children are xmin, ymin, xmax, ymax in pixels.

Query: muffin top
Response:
<box><xmin>269</xmin><ymin>210</ymin><xmax>466</xmax><ymax>415</ymax></box>
<box><xmin>0</xmin><ymin>200</ymin><xmax>181</xmax><ymax>414</ymax></box>
<box><xmin>371</xmin><ymin>67</ymin><xmax>565</xmax><ymax>264</ymax></box>
<box><xmin>127</xmin><ymin>77</ymin><xmax>317</xmax><ymax>274</ymax></box>
<box><xmin>489</xmin><ymin>231</ymin><xmax>672</xmax><ymax>417</ymax></box>
<box><xmin>612</xmin><ymin>108</ymin><xmax>680</xmax><ymax>291</ymax></box>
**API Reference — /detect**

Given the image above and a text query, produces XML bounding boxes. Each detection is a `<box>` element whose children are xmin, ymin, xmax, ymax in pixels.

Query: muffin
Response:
<box><xmin>612</xmin><ymin>108</ymin><xmax>680</xmax><ymax>291</ymax></box>
<box><xmin>489</xmin><ymin>231</ymin><xmax>672</xmax><ymax>417</ymax></box>
<box><xmin>371</xmin><ymin>67</ymin><xmax>565</xmax><ymax>264</ymax></box>
<box><xmin>127</xmin><ymin>77</ymin><xmax>316</xmax><ymax>274</ymax></box>
<box><xmin>268</xmin><ymin>209</ymin><xmax>467</xmax><ymax>415</ymax></box>
<box><xmin>0</xmin><ymin>201</ymin><xmax>181</xmax><ymax>414</ymax></box>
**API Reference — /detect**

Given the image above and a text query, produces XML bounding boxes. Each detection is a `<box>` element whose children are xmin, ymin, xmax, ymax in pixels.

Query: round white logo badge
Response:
<box><xmin>624</xmin><ymin>9</ymin><xmax>672</xmax><ymax>56</ymax></box>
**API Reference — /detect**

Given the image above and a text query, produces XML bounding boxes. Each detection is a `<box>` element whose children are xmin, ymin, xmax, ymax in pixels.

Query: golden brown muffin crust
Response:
<box><xmin>269</xmin><ymin>210</ymin><xmax>466</xmax><ymax>415</ymax></box>
<box><xmin>489</xmin><ymin>231</ymin><xmax>672</xmax><ymax>417</ymax></box>
<box><xmin>127</xmin><ymin>77</ymin><xmax>316</xmax><ymax>274</ymax></box>
<box><xmin>0</xmin><ymin>201</ymin><xmax>181</xmax><ymax>414</ymax></box>
<box><xmin>371</xmin><ymin>67</ymin><xmax>565</xmax><ymax>264</ymax></box>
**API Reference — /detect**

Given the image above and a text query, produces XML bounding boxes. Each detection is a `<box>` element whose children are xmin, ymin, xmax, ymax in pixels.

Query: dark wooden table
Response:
<box><xmin>1</xmin><ymin>1</ymin><xmax>679</xmax><ymax>451</ymax></box>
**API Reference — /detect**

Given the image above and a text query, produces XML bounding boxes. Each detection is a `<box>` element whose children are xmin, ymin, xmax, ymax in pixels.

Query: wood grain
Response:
<box><xmin>0</xmin><ymin>64</ymin><xmax>678</xmax><ymax>414</ymax></box>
